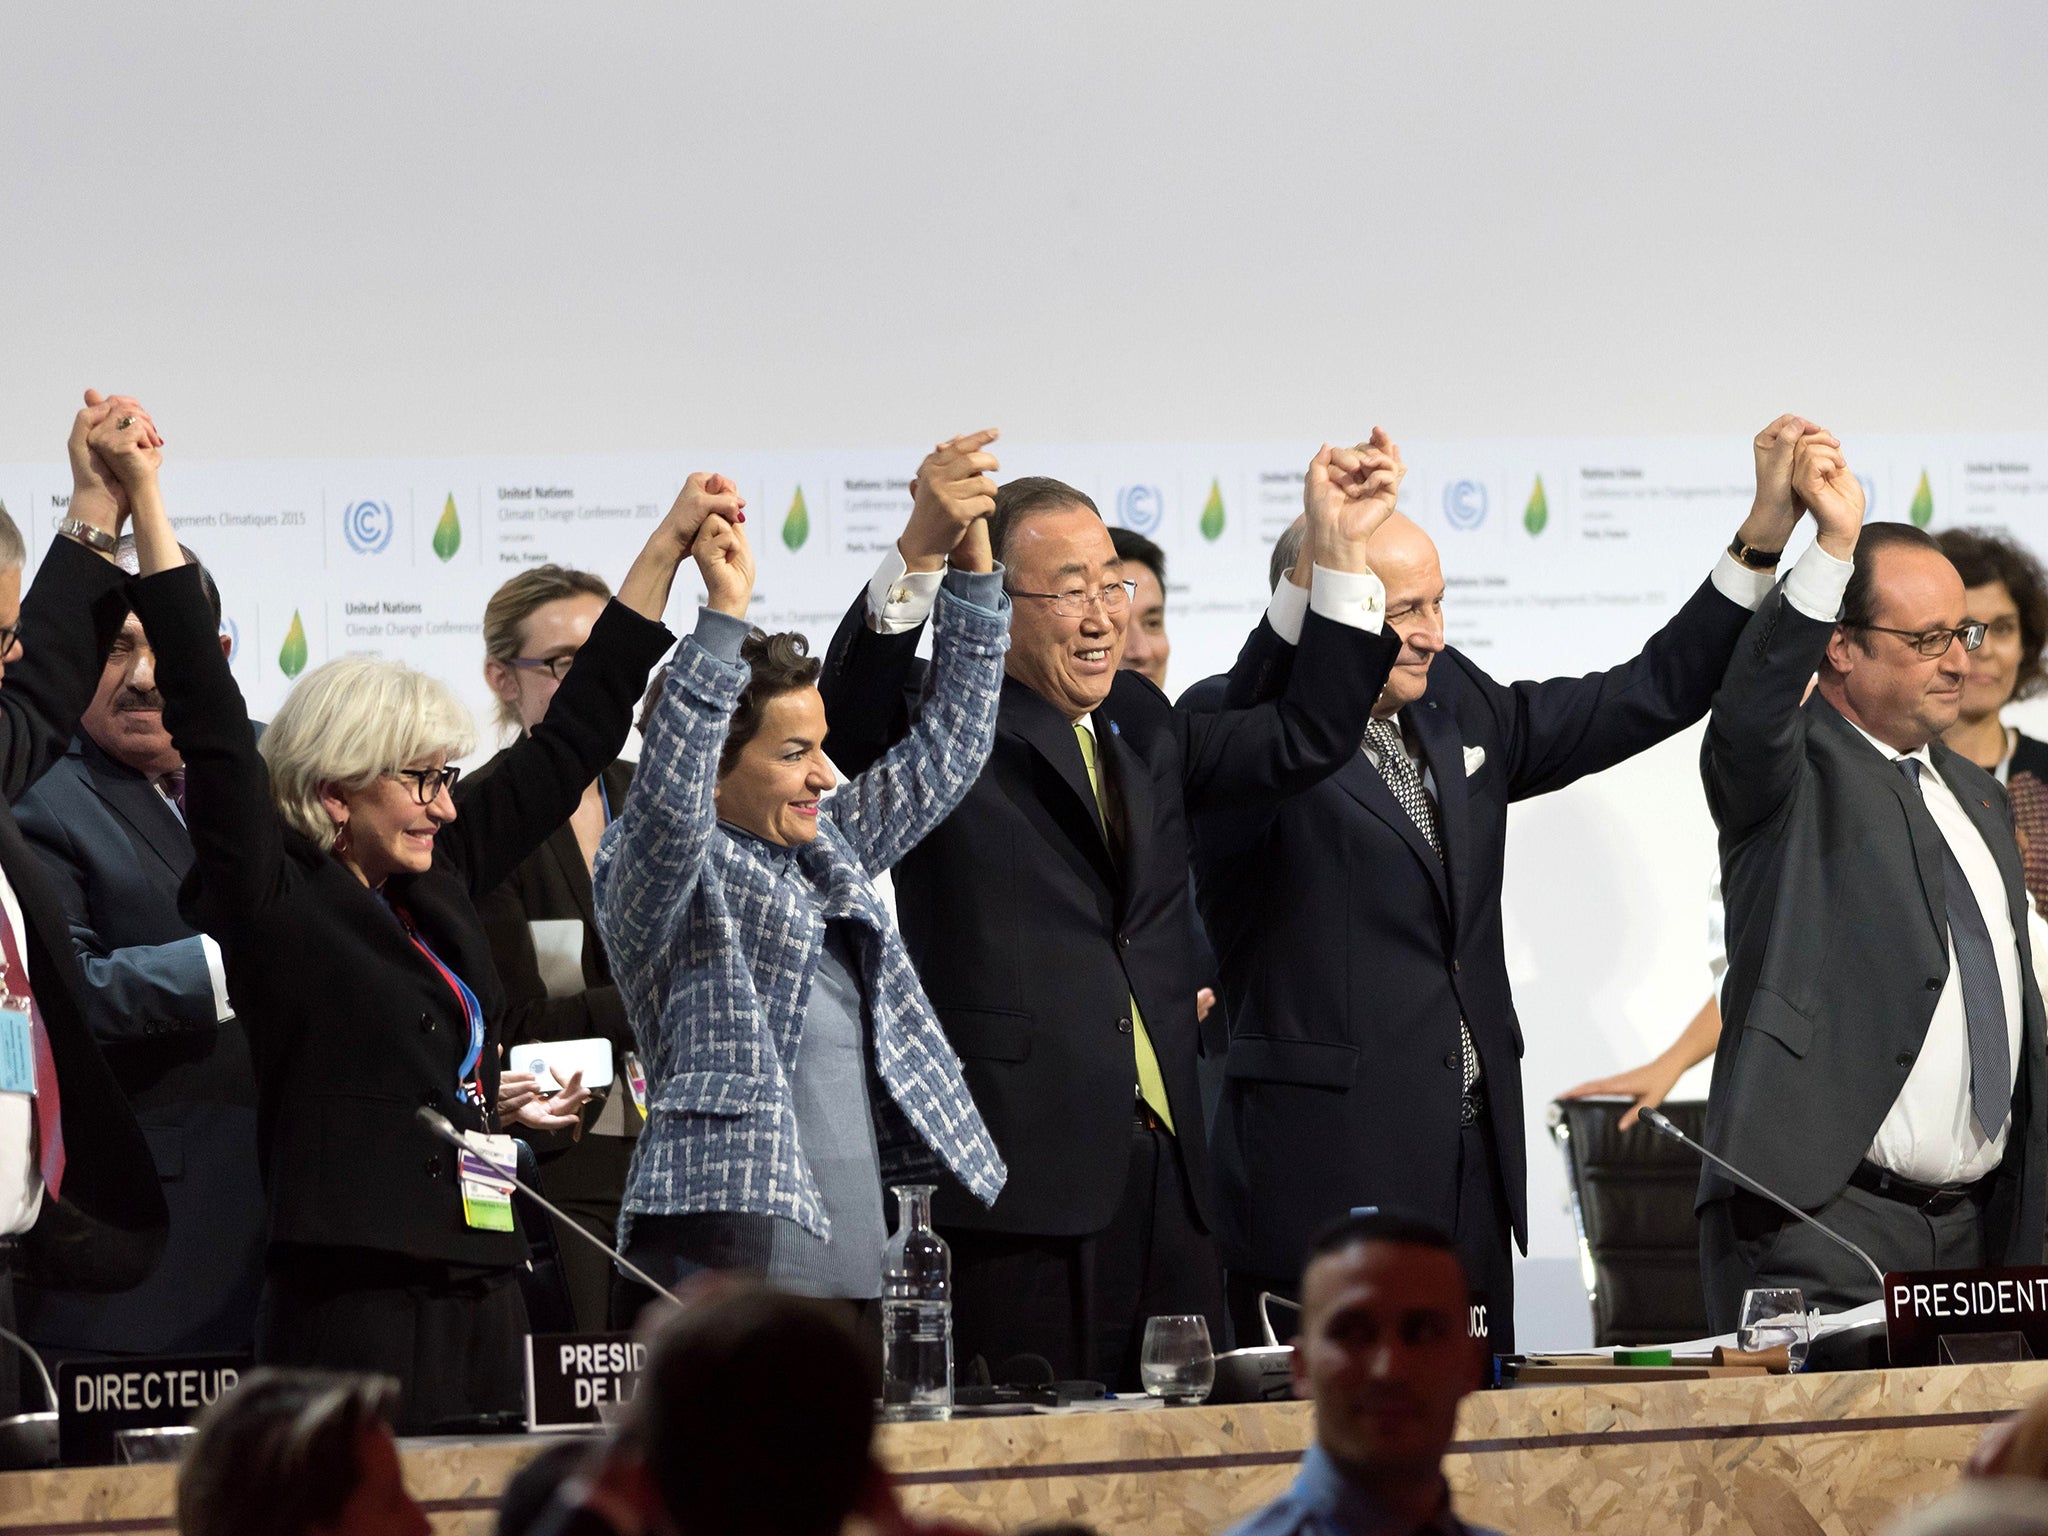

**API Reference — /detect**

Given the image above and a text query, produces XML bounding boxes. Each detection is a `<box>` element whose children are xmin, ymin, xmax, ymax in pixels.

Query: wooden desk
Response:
<box><xmin>1</xmin><ymin>1361</ymin><xmax>2040</xmax><ymax>1536</ymax></box>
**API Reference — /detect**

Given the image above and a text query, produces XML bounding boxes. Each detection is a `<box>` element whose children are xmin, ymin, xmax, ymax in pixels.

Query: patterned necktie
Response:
<box><xmin>1366</xmin><ymin>717</ymin><xmax>1480</xmax><ymax>1095</ymax></box>
<box><xmin>0</xmin><ymin>908</ymin><xmax>63</xmax><ymax>1198</ymax></box>
<box><xmin>1074</xmin><ymin>721</ymin><xmax>1177</xmax><ymax>1132</ymax></box>
<box><xmin>1897</xmin><ymin>757</ymin><xmax>2012</xmax><ymax>1135</ymax></box>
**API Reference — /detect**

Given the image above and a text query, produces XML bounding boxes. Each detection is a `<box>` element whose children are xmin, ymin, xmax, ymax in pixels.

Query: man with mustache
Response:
<box><xmin>13</xmin><ymin>543</ymin><xmax>264</xmax><ymax>1360</ymax></box>
<box><xmin>1225</xmin><ymin>1211</ymin><xmax>1501</xmax><ymax>1536</ymax></box>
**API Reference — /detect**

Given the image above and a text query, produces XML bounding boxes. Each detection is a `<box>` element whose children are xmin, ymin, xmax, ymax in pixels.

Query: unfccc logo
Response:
<box><xmin>343</xmin><ymin>499</ymin><xmax>394</xmax><ymax>555</ymax></box>
<box><xmin>1117</xmin><ymin>485</ymin><xmax>1164</xmax><ymax>535</ymax></box>
<box><xmin>1442</xmin><ymin>480</ymin><xmax>1489</xmax><ymax>531</ymax></box>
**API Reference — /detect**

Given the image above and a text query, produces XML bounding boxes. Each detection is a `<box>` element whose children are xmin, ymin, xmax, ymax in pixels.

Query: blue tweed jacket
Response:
<box><xmin>596</xmin><ymin>576</ymin><xmax>1010</xmax><ymax>1244</ymax></box>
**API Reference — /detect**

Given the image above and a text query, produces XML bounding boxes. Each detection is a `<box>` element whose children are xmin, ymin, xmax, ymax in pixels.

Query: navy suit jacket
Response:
<box><xmin>14</xmin><ymin>732</ymin><xmax>267</xmax><ymax>1354</ymax></box>
<box><xmin>1186</xmin><ymin>574</ymin><xmax>1754</xmax><ymax>1280</ymax></box>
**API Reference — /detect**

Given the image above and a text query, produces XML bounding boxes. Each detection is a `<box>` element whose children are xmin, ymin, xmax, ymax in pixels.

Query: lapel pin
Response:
<box><xmin>1109</xmin><ymin>721</ymin><xmax>1121</xmax><ymax>736</ymax></box>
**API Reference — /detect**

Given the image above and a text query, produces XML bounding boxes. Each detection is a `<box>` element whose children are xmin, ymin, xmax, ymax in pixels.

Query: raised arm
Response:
<box><xmin>592</xmin><ymin>513</ymin><xmax>753</xmax><ymax>976</ymax></box>
<box><xmin>1703</xmin><ymin>433</ymin><xmax>1864</xmax><ymax>838</ymax></box>
<box><xmin>438</xmin><ymin>484</ymin><xmax>724</xmax><ymax>894</ymax></box>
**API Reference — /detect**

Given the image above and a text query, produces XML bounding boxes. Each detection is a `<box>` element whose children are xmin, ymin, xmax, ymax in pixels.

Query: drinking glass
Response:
<box><xmin>1737</xmin><ymin>1287</ymin><xmax>1811</xmax><ymax>1372</ymax></box>
<box><xmin>1139</xmin><ymin>1315</ymin><xmax>1216</xmax><ymax>1405</ymax></box>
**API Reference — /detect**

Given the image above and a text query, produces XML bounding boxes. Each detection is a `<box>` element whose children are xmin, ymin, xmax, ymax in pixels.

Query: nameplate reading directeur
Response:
<box><xmin>1884</xmin><ymin>1266</ymin><xmax>2048</xmax><ymax>1366</ymax></box>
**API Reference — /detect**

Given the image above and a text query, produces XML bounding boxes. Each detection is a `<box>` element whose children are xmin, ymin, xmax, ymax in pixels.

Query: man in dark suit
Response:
<box><xmin>13</xmin><ymin>544</ymin><xmax>265</xmax><ymax>1360</ymax></box>
<box><xmin>1187</xmin><ymin>419</ymin><xmax>1819</xmax><ymax>1353</ymax></box>
<box><xmin>1700</xmin><ymin>437</ymin><xmax>2047</xmax><ymax>1328</ymax></box>
<box><xmin>0</xmin><ymin>392</ymin><xmax>172</xmax><ymax>1411</ymax></box>
<box><xmin>821</xmin><ymin>430</ymin><xmax>1401</xmax><ymax>1386</ymax></box>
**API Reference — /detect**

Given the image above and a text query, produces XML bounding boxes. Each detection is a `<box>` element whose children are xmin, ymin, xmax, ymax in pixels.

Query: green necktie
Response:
<box><xmin>1074</xmin><ymin>720</ymin><xmax>1176</xmax><ymax>1133</ymax></box>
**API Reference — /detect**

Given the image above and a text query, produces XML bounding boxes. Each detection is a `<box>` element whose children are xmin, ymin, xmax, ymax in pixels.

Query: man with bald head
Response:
<box><xmin>1187</xmin><ymin>420</ymin><xmax>1819</xmax><ymax>1351</ymax></box>
<box><xmin>1699</xmin><ymin>440</ymin><xmax>2047</xmax><ymax>1326</ymax></box>
<box><xmin>820</xmin><ymin>435</ymin><xmax>1401</xmax><ymax>1386</ymax></box>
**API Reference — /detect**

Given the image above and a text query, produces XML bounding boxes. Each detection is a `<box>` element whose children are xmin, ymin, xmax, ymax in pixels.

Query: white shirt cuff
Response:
<box><xmin>1307</xmin><ymin>565</ymin><xmax>1386</xmax><ymax>634</ymax></box>
<box><xmin>1782</xmin><ymin>541</ymin><xmax>1854</xmax><ymax>623</ymax></box>
<box><xmin>1710</xmin><ymin>550</ymin><xmax>1775</xmax><ymax>611</ymax></box>
<box><xmin>1264</xmin><ymin>572</ymin><xmax>1311</xmax><ymax>645</ymax></box>
<box><xmin>200</xmin><ymin>934</ymin><xmax>234</xmax><ymax>1022</ymax></box>
<box><xmin>864</xmin><ymin>548</ymin><xmax>945</xmax><ymax>634</ymax></box>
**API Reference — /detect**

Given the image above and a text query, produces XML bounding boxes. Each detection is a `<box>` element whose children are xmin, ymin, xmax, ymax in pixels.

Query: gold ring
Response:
<box><xmin>116</xmin><ymin>415</ymin><xmax>136</xmax><ymax>429</ymax></box>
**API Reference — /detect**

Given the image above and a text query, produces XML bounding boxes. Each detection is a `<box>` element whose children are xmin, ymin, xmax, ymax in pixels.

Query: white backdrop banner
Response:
<box><xmin>5</xmin><ymin>432</ymin><xmax>2047</xmax><ymax>1344</ymax></box>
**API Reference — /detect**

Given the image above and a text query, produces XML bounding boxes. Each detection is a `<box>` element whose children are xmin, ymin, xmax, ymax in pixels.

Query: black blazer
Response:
<box><xmin>821</xmin><ymin>594</ymin><xmax>1395</xmax><ymax>1237</ymax></box>
<box><xmin>1185</xmin><ymin>574</ymin><xmax>1754</xmax><ymax>1280</ymax></box>
<box><xmin>14</xmin><ymin>733</ymin><xmax>266</xmax><ymax>1352</ymax></box>
<box><xmin>132</xmin><ymin>565</ymin><xmax>672</xmax><ymax>1268</ymax></box>
<box><xmin>470</xmin><ymin>753</ymin><xmax>642</xmax><ymax>1157</ymax></box>
<box><xmin>0</xmin><ymin>539</ymin><xmax>168</xmax><ymax>1292</ymax></box>
<box><xmin>1701</xmin><ymin>588</ymin><xmax>2047</xmax><ymax>1259</ymax></box>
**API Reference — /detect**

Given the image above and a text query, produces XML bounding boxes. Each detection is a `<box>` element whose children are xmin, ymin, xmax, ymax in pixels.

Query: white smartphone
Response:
<box><xmin>507</xmin><ymin>1038</ymin><xmax>615</xmax><ymax>1093</ymax></box>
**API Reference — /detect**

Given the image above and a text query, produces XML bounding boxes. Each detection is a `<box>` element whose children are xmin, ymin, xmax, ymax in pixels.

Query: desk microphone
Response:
<box><xmin>415</xmin><ymin>1106</ymin><xmax>684</xmax><ymax>1311</ymax></box>
<box><xmin>1639</xmin><ymin>1108</ymin><xmax>1887</xmax><ymax>1291</ymax></box>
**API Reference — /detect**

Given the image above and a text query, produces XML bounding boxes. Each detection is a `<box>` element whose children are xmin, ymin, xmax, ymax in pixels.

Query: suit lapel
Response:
<box><xmin>999</xmin><ymin>679</ymin><xmax>1119</xmax><ymax>882</ymax></box>
<box><xmin>78</xmin><ymin>737</ymin><xmax>191</xmax><ymax>880</ymax></box>
<box><xmin>1409</xmin><ymin>701</ymin><xmax>1467</xmax><ymax>925</ymax></box>
<box><xmin>1815</xmin><ymin>702</ymin><xmax>1946</xmax><ymax>938</ymax></box>
<box><xmin>1332</xmin><ymin>742</ymin><xmax>1450</xmax><ymax>914</ymax></box>
<box><xmin>540</xmin><ymin>820</ymin><xmax>599</xmax><ymax>932</ymax></box>
<box><xmin>1099</xmin><ymin>711</ymin><xmax>1154</xmax><ymax>874</ymax></box>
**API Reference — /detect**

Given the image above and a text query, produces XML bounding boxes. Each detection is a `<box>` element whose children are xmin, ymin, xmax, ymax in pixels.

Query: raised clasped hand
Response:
<box><xmin>69</xmin><ymin>389</ymin><xmax>164</xmax><ymax>528</ymax></box>
<box><xmin>1791</xmin><ymin>432</ymin><xmax>1865</xmax><ymax>556</ymax></box>
<box><xmin>662</xmin><ymin>472</ymin><xmax>746</xmax><ymax>557</ymax></box>
<box><xmin>1750</xmin><ymin>414</ymin><xmax>1822</xmax><ymax>532</ymax></box>
<box><xmin>1306</xmin><ymin>427</ymin><xmax>1405</xmax><ymax>563</ymax></box>
<box><xmin>899</xmin><ymin>429</ymin><xmax>1001</xmax><ymax>572</ymax></box>
<box><xmin>693</xmin><ymin>512</ymin><xmax>756</xmax><ymax>618</ymax></box>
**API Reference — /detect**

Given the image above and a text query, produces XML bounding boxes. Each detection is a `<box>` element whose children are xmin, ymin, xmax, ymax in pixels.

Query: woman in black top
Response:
<box><xmin>111</xmin><ymin>438</ymin><xmax>739</xmax><ymax>1430</ymax></box>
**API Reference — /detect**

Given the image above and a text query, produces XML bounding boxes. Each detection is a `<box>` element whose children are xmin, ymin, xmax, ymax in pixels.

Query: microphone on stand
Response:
<box><xmin>1640</xmin><ymin>1108</ymin><xmax>1887</xmax><ymax>1290</ymax></box>
<box><xmin>415</xmin><ymin>1106</ymin><xmax>684</xmax><ymax>1312</ymax></box>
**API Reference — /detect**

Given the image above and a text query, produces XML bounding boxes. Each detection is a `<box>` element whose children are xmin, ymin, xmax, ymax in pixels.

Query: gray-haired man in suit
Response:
<box><xmin>1701</xmin><ymin>436</ymin><xmax>2048</xmax><ymax>1329</ymax></box>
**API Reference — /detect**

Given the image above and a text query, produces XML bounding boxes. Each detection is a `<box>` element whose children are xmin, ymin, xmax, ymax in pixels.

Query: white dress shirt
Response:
<box><xmin>0</xmin><ymin>870</ymin><xmax>45</xmax><ymax>1237</ymax></box>
<box><xmin>1848</xmin><ymin>722</ymin><xmax>2026</xmax><ymax>1184</ymax></box>
<box><xmin>156</xmin><ymin>774</ymin><xmax>235</xmax><ymax>1022</ymax></box>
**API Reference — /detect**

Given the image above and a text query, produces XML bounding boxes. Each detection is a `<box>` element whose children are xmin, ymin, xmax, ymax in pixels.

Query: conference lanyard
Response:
<box><xmin>381</xmin><ymin>895</ymin><xmax>487</xmax><ymax>1111</ymax></box>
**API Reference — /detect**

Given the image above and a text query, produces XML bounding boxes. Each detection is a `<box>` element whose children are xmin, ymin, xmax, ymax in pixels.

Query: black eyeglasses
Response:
<box><xmin>0</xmin><ymin>619</ymin><xmax>20</xmax><ymax>653</ymax></box>
<box><xmin>1006</xmin><ymin>580</ymin><xmax>1139</xmax><ymax>619</ymax></box>
<box><xmin>391</xmin><ymin>765</ymin><xmax>463</xmax><ymax>804</ymax></box>
<box><xmin>509</xmin><ymin>652</ymin><xmax>577</xmax><ymax>681</ymax></box>
<box><xmin>1849</xmin><ymin>621</ymin><xmax>1988</xmax><ymax>658</ymax></box>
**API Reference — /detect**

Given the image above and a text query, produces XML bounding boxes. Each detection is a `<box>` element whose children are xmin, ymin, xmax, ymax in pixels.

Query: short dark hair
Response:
<box><xmin>1839</xmin><ymin>523</ymin><xmax>1948</xmax><ymax>656</ymax></box>
<box><xmin>1268</xmin><ymin>520</ymin><xmax>1309</xmax><ymax>593</ymax></box>
<box><xmin>177</xmin><ymin>1369</ymin><xmax>401</xmax><ymax>1536</ymax></box>
<box><xmin>990</xmin><ymin>477</ymin><xmax>1100</xmax><ymax>568</ymax></box>
<box><xmin>1936</xmin><ymin>527</ymin><xmax>2048</xmax><ymax>701</ymax></box>
<box><xmin>496</xmin><ymin>1438</ymin><xmax>596</xmax><ymax>1536</ymax></box>
<box><xmin>1306</xmin><ymin>1209</ymin><xmax>1461</xmax><ymax>1269</ymax></box>
<box><xmin>719</xmin><ymin>631</ymin><xmax>823</xmax><ymax>778</ymax></box>
<box><xmin>1109</xmin><ymin>527</ymin><xmax>1166</xmax><ymax>590</ymax></box>
<box><xmin>114</xmin><ymin>534</ymin><xmax>223</xmax><ymax>625</ymax></box>
<box><xmin>631</xmin><ymin>1283</ymin><xmax>874</xmax><ymax>1536</ymax></box>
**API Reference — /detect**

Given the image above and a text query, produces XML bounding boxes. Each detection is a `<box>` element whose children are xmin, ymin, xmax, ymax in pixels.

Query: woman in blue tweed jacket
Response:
<box><xmin>594</xmin><ymin>455</ymin><xmax>1009</xmax><ymax>1323</ymax></box>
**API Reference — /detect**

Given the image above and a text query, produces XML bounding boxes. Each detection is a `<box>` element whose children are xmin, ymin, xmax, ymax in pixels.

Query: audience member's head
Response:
<box><xmin>992</xmin><ymin>478</ymin><xmax>1125</xmax><ymax>721</ymax></box>
<box><xmin>1291</xmin><ymin>1211</ymin><xmax>1483</xmax><ymax>1492</ymax></box>
<box><xmin>712</xmin><ymin>630</ymin><xmax>832</xmax><ymax>847</ymax></box>
<box><xmin>0</xmin><ymin>501</ymin><xmax>26</xmax><ymax>684</ymax></box>
<box><xmin>178</xmin><ymin>1369</ymin><xmax>427</xmax><ymax>1536</ymax></box>
<box><xmin>1884</xmin><ymin>1481</ymin><xmax>2048</xmax><ymax>1536</ymax></box>
<box><xmin>1110</xmin><ymin>527</ymin><xmax>1170</xmax><ymax>690</ymax></box>
<box><xmin>260</xmin><ymin>655</ymin><xmax>474</xmax><ymax>882</ymax></box>
<box><xmin>495</xmin><ymin>1438</ymin><xmax>597</xmax><ymax>1536</ymax></box>
<box><xmin>1935</xmin><ymin>527</ymin><xmax>2048</xmax><ymax>723</ymax></box>
<box><xmin>85</xmin><ymin>536</ymin><xmax>225</xmax><ymax>779</ymax></box>
<box><xmin>482</xmin><ymin>565</ymin><xmax>614</xmax><ymax>736</ymax></box>
<box><xmin>625</xmin><ymin>1281</ymin><xmax>876</xmax><ymax>1536</ymax></box>
<box><xmin>1822</xmin><ymin>522</ymin><xmax>1971</xmax><ymax>754</ymax></box>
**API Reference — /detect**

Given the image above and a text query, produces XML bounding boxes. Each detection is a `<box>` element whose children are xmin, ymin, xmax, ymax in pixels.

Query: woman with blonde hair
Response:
<box><xmin>108</xmin><ymin>424</ymin><xmax>737</xmax><ymax>1430</ymax></box>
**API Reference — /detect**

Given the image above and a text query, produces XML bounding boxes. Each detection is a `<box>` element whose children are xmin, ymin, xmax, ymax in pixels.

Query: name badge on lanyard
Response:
<box><xmin>458</xmin><ymin>1132</ymin><xmax>517</xmax><ymax>1231</ymax></box>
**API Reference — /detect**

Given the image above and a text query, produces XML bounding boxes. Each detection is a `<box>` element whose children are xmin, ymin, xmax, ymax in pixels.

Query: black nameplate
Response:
<box><xmin>56</xmin><ymin>1354</ymin><xmax>250</xmax><ymax>1466</ymax></box>
<box><xmin>1884</xmin><ymin>1266</ymin><xmax>2048</xmax><ymax>1367</ymax></box>
<box><xmin>524</xmin><ymin>1332</ymin><xmax>645</xmax><ymax>1431</ymax></box>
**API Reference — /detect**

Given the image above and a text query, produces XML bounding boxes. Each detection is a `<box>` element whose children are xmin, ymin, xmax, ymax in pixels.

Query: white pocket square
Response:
<box><xmin>1462</xmin><ymin>745</ymin><xmax>1487</xmax><ymax>777</ymax></box>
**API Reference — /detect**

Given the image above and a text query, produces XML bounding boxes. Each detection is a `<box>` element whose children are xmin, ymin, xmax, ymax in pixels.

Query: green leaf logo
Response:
<box><xmin>1199</xmin><ymin>479</ymin><xmax>1226</xmax><ymax>541</ymax></box>
<box><xmin>1910</xmin><ymin>470</ymin><xmax>1934</xmax><ymax>528</ymax></box>
<box><xmin>782</xmin><ymin>486</ymin><xmax>810</xmax><ymax>552</ymax></box>
<box><xmin>278</xmin><ymin>610</ymin><xmax>308</xmax><ymax>680</ymax></box>
<box><xmin>432</xmin><ymin>493</ymin><xmax>462</xmax><ymax>562</ymax></box>
<box><xmin>1524</xmin><ymin>475</ymin><xmax>1549</xmax><ymax>536</ymax></box>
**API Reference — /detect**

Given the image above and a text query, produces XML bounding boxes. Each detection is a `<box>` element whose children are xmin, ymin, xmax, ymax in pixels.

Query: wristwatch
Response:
<box><xmin>56</xmin><ymin>517</ymin><xmax>118</xmax><ymax>554</ymax></box>
<box><xmin>1727</xmin><ymin>536</ymin><xmax>1783</xmax><ymax>572</ymax></box>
